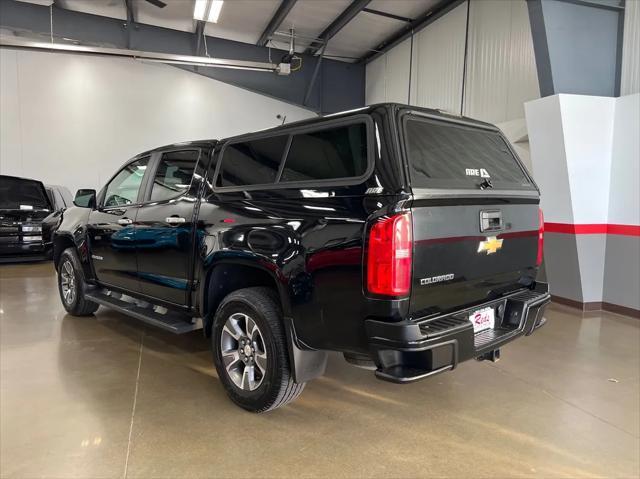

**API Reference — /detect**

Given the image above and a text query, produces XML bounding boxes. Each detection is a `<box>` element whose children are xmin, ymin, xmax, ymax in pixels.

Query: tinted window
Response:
<box><xmin>217</xmin><ymin>135</ymin><xmax>288</xmax><ymax>187</ymax></box>
<box><xmin>103</xmin><ymin>157</ymin><xmax>149</xmax><ymax>207</ymax></box>
<box><xmin>53</xmin><ymin>189</ymin><xmax>65</xmax><ymax>209</ymax></box>
<box><xmin>0</xmin><ymin>176</ymin><xmax>51</xmax><ymax>210</ymax></box>
<box><xmin>404</xmin><ymin>118</ymin><xmax>532</xmax><ymax>190</ymax></box>
<box><xmin>280</xmin><ymin>123</ymin><xmax>367</xmax><ymax>183</ymax></box>
<box><xmin>45</xmin><ymin>188</ymin><xmax>55</xmax><ymax>208</ymax></box>
<box><xmin>150</xmin><ymin>150</ymin><xmax>199</xmax><ymax>202</ymax></box>
<box><xmin>59</xmin><ymin>187</ymin><xmax>73</xmax><ymax>207</ymax></box>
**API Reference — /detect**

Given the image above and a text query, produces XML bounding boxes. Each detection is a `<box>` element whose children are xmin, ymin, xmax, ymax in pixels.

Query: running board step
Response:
<box><xmin>85</xmin><ymin>290</ymin><xmax>200</xmax><ymax>334</ymax></box>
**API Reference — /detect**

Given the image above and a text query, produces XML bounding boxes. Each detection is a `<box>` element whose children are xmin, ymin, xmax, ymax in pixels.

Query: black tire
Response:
<box><xmin>212</xmin><ymin>287</ymin><xmax>305</xmax><ymax>412</ymax></box>
<box><xmin>57</xmin><ymin>247</ymin><xmax>99</xmax><ymax>316</ymax></box>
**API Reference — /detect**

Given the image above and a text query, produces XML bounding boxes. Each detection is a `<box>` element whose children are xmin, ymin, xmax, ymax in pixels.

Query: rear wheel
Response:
<box><xmin>57</xmin><ymin>248</ymin><xmax>99</xmax><ymax>316</ymax></box>
<box><xmin>212</xmin><ymin>287</ymin><xmax>305</xmax><ymax>412</ymax></box>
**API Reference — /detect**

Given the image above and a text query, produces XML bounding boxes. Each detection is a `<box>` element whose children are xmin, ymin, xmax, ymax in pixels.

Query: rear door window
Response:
<box><xmin>404</xmin><ymin>117</ymin><xmax>533</xmax><ymax>190</ymax></box>
<box><xmin>280</xmin><ymin>123</ymin><xmax>367</xmax><ymax>183</ymax></box>
<box><xmin>150</xmin><ymin>150</ymin><xmax>200</xmax><ymax>202</ymax></box>
<box><xmin>216</xmin><ymin>135</ymin><xmax>289</xmax><ymax>187</ymax></box>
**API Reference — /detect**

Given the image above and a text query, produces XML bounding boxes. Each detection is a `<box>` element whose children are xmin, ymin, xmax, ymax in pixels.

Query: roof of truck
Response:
<box><xmin>144</xmin><ymin>102</ymin><xmax>497</xmax><ymax>156</ymax></box>
<box><xmin>228</xmin><ymin>102</ymin><xmax>496</xmax><ymax>139</ymax></box>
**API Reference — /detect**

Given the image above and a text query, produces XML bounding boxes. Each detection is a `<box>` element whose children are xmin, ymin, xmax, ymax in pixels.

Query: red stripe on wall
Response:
<box><xmin>545</xmin><ymin>223</ymin><xmax>640</xmax><ymax>236</ymax></box>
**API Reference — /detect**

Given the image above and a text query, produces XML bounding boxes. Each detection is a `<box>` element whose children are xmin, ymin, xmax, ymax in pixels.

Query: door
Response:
<box><xmin>135</xmin><ymin>149</ymin><xmax>202</xmax><ymax>305</ymax></box>
<box><xmin>88</xmin><ymin>156</ymin><xmax>150</xmax><ymax>292</ymax></box>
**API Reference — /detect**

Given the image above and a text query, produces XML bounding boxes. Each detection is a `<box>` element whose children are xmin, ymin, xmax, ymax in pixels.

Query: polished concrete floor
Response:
<box><xmin>1</xmin><ymin>263</ymin><xmax>639</xmax><ymax>479</ymax></box>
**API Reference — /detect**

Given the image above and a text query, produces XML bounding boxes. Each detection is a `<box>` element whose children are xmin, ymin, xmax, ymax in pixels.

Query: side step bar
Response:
<box><xmin>85</xmin><ymin>290</ymin><xmax>200</xmax><ymax>334</ymax></box>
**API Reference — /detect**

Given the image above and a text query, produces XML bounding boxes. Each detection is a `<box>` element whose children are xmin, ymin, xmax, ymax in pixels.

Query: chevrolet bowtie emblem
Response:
<box><xmin>478</xmin><ymin>236</ymin><xmax>503</xmax><ymax>255</ymax></box>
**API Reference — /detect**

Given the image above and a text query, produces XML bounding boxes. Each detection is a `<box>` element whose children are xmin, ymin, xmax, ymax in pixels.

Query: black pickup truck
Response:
<box><xmin>54</xmin><ymin>103</ymin><xmax>550</xmax><ymax>412</ymax></box>
<box><xmin>0</xmin><ymin>175</ymin><xmax>71</xmax><ymax>262</ymax></box>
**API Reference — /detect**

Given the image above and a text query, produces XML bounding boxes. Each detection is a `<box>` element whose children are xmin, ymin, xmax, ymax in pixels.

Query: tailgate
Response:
<box><xmin>409</xmin><ymin>201</ymin><xmax>539</xmax><ymax>315</ymax></box>
<box><xmin>401</xmin><ymin>113</ymin><xmax>540</xmax><ymax>316</ymax></box>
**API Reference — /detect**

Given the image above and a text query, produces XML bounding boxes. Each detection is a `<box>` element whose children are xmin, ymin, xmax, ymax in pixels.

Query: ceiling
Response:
<box><xmin>16</xmin><ymin>0</ymin><xmax>445</xmax><ymax>62</ymax></box>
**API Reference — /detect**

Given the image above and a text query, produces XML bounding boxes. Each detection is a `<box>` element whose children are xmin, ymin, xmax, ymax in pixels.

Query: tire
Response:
<box><xmin>212</xmin><ymin>287</ymin><xmax>305</xmax><ymax>412</ymax></box>
<box><xmin>57</xmin><ymin>247</ymin><xmax>99</xmax><ymax>316</ymax></box>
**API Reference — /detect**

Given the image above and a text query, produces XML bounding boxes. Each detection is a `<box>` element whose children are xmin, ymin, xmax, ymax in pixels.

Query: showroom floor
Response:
<box><xmin>1</xmin><ymin>263</ymin><xmax>638</xmax><ymax>479</ymax></box>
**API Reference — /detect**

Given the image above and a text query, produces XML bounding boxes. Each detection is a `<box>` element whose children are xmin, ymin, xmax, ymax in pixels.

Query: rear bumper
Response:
<box><xmin>365</xmin><ymin>282</ymin><xmax>550</xmax><ymax>383</ymax></box>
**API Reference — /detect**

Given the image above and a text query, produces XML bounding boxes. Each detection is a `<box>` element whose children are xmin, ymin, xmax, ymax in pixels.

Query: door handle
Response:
<box><xmin>166</xmin><ymin>216</ymin><xmax>186</xmax><ymax>225</ymax></box>
<box><xmin>117</xmin><ymin>218</ymin><xmax>133</xmax><ymax>226</ymax></box>
<box><xmin>480</xmin><ymin>210</ymin><xmax>503</xmax><ymax>232</ymax></box>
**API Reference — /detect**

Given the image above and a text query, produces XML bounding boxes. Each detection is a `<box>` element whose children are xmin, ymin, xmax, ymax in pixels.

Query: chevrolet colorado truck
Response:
<box><xmin>53</xmin><ymin>103</ymin><xmax>550</xmax><ymax>412</ymax></box>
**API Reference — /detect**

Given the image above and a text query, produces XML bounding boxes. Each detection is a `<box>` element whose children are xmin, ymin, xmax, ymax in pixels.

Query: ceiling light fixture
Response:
<box><xmin>193</xmin><ymin>0</ymin><xmax>224</xmax><ymax>23</ymax></box>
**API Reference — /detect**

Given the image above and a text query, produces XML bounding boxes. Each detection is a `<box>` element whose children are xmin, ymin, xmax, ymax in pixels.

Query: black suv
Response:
<box><xmin>53</xmin><ymin>103</ymin><xmax>550</xmax><ymax>412</ymax></box>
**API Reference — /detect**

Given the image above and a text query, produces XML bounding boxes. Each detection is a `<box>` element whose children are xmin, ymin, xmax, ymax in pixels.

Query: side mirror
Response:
<box><xmin>74</xmin><ymin>189</ymin><xmax>97</xmax><ymax>208</ymax></box>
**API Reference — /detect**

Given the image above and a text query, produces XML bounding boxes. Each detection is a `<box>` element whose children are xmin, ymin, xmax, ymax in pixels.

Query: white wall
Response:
<box><xmin>608</xmin><ymin>93</ymin><xmax>640</xmax><ymax>227</ymax></box>
<box><xmin>621</xmin><ymin>0</ymin><xmax>640</xmax><ymax>95</ymax></box>
<box><xmin>0</xmin><ymin>48</ymin><xmax>315</xmax><ymax>194</ymax></box>
<box><xmin>526</xmin><ymin>93</ymin><xmax>640</xmax><ymax>308</ymax></box>
<box><xmin>365</xmin><ymin>0</ymin><xmax>539</xmax><ymax>125</ymax></box>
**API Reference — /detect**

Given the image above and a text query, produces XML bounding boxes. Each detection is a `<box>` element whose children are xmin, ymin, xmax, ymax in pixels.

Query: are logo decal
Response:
<box><xmin>465</xmin><ymin>168</ymin><xmax>491</xmax><ymax>178</ymax></box>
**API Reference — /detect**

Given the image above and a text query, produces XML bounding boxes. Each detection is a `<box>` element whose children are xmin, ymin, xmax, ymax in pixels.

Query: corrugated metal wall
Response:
<box><xmin>621</xmin><ymin>0</ymin><xmax>640</xmax><ymax>95</ymax></box>
<box><xmin>365</xmin><ymin>39</ymin><xmax>411</xmax><ymax>105</ymax></box>
<box><xmin>463</xmin><ymin>0</ymin><xmax>539</xmax><ymax>123</ymax></box>
<box><xmin>409</xmin><ymin>1</ymin><xmax>468</xmax><ymax>114</ymax></box>
<box><xmin>365</xmin><ymin>0</ymin><xmax>539</xmax><ymax>125</ymax></box>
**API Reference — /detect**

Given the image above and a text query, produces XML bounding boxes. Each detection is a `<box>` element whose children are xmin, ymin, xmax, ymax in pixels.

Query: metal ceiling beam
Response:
<box><xmin>0</xmin><ymin>36</ymin><xmax>281</xmax><ymax>72</ymax></box>
<box><xmin>303</xmin><ymin>43</ymin><xmax>327</xmax><ymax>106</ymax></box>
<box><xmin>361</xmin><ymin>0</ymin><xmax>464</xmax><ymax>64</ymax></box>
<box><xmin>124</xmin><ymin>0</ymin><xmax>135</xmax><ymax>24</ymax></box>
<box><xmin>257</xmin><ymin>0</ymin><xmax>297</xmax><ymax>47</ymax></box>
<box><xmin>304</xmin><ymin>0</ymin><xmax>371</xmax><ymax>55</ymax></box>
<box><xmin>124</xmin><ymin>0</ymin><xmax>136</xmax><ymax>49</ymax></box>
<box><xmin>194</xmin><ymin>20</ymin><xmax>206</xmax><ymax>56</ymax></box>
<box><xmin>362</xmin><ymin>7</ymin><xmax>412</xmax><ymax>23</ymax></box>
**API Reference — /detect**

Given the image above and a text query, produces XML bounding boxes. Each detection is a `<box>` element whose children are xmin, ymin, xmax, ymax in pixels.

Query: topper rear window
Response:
<box><xmin>403</xmin><ymin>116</ymin><xmax>533</xmax><ymax>191</ymax></box>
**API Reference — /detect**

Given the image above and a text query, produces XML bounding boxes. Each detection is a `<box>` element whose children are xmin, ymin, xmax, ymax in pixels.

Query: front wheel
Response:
<box><xmin>57</xmin><ymin>248</ymin><xmax>99</xmax><ymax>316</ymax></box>
<box><xmin>212</xmin><ymin>287</ymin><xmax>305</xmax><ymax>412</ymax></box>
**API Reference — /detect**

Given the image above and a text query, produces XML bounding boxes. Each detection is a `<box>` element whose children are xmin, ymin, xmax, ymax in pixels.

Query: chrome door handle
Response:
<box><xmin>166</xmin><ymin>216</ymin><xmax>186</xmax><ymax>225</ymax></box>
<box><xmin>117</xmin><ymin>218</ymin><xmax>133</xmax><ymax>226</ymax></box>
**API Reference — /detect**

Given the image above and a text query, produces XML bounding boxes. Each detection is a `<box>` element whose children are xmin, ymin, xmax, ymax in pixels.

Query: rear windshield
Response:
<box><xmin>0</xmin><ymin>177</ymin><xmax>51</xmax><ymax>210</ymax></box>
<box><xmin>404</xmin><ymin>117</ymin><xmax>533</xmax><ymax>190</ymax></box>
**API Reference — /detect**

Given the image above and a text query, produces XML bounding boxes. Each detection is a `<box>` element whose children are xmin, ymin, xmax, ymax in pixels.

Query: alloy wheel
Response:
<box><xmin>60</xmin><ymin>260</ymin><xmax>76</xmax><ymax>306</ymax></box>
<box><xmin>220</xmin><ymin>312</ymin><xmax>268</xmax><ymax>391</ymax></box>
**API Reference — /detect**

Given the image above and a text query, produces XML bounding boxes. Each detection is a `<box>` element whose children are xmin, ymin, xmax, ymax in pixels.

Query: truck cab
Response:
<box><xmin>53</xmin><ymin>103</ymin><xmax>550</xmax><ymax>412</ymax></box>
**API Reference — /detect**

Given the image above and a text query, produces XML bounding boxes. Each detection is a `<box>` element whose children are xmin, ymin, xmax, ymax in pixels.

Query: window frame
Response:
<box><xmin>214</xmin><ymin>133</ymin><xmax>291</xmax><ymax>189</ymax></box>
<box><xmin>98</xmin><ymin>155</ymin><xmax>152</xmax><ymax>210</ymax></box>
<box><xmin>212</xmin><ymin>115</ymin><xmax>375</xmax><ymax>193</ymax></box>
<box><xmin>143</xmin><ymin>148</ymin><xmax>202</xmax><ymax>204</ymax></box>
<box><xmin>398</xmin><ymin>111</ymin><xmax>539</xmax><ymax>197</ymax></box>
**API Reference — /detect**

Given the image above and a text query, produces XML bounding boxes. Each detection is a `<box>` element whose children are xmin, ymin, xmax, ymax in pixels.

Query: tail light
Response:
<box><xmin>536</xmin><ymin>208</ymin><xmax>544</xmax><ymax>266</ymax></box>
<box><xmin>366</xmin><ymin>213</ymin><xmax>412</xmax><ymax>297</ymax></box>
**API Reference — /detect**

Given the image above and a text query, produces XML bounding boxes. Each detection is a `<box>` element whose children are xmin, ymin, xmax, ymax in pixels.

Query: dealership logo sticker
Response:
<box><xmin>477</xmin><ymin>236</ymin><xmax>503</xmax><ymax>255</ymax></box>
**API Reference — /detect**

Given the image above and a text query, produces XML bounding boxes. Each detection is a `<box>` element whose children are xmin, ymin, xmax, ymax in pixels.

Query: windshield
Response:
<box><xmin>404</xmin><ymin>116</ymin><xmax>533</xmax><ymax>191</ymax></box>
<box><xmin>0</xmin><ymin>176</ymin><xmax>52</xmax><ymax>210</ymax></box>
